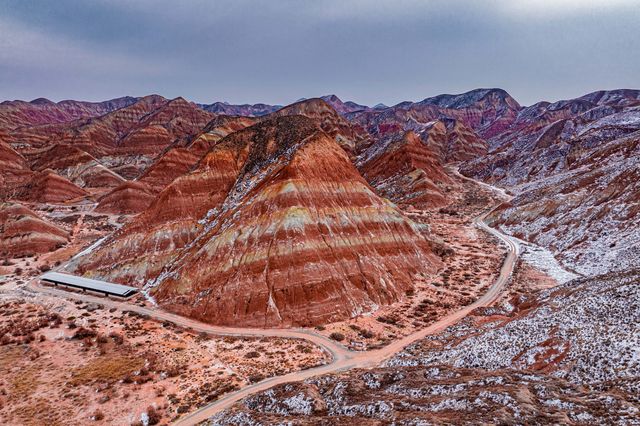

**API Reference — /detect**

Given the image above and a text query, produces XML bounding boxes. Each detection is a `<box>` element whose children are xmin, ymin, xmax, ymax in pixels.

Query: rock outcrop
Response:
<box><xmin>95</xmin><ymin>181</ymin><xmax>156</xmax><ymax>214</ymax></box>
<box><xmin>0</xmin><ymin>96</ymin><xmax>137</xmax><ymax>130</ymax></box>
<box><xmin>347</xmin><ymin>88</ymin><xmax>518</xmax><ymax>146</ymax></box>
<box><xmin>360</xmin><ymin>131</ymin><xmax>451</xmax><ymax>208</ymax></box>
<box><xmin>0</xmin><ymin>203</ymin><xmax>69</xmax><ymax>257</ymax></box>
<box><xmin>271</xmin><ymin>99</ymin><xmax>372</xmax><ymax>156</ymax></box>
<box><xmin>16</xmin><ymin>170</ymin><xmax>90</xmax><ymax>204</ymax></box>
<box><xmin>29</xmin><ymin>144</ymin><xmax>125</xmax><ymax>190</ymax></box>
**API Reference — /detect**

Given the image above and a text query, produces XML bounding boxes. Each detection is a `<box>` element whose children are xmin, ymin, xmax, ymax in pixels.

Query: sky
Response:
<box><xmin>0</xmin><ymin>0</ymin><xmax>638</xmax><ymax>107</ymax></box>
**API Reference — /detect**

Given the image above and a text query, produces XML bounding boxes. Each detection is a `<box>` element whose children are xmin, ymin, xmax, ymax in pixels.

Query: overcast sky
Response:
<box><xmin>1</xmin><ymin>0</ymin><xmax>638</xmax><ymax>106</ymax></box>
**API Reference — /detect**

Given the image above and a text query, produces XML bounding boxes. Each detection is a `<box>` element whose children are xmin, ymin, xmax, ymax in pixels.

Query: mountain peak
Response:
<box><xmin>419</xmin><ymin>88</ymin><xmax>519</xmax><ymax>110</ymax></box>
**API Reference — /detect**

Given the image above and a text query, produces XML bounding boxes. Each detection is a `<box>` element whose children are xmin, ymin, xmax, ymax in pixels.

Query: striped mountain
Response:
<box><xmin>71</xmin><ymin>116</ymin><xmax>442</xmax><ymax>326</ymax></box>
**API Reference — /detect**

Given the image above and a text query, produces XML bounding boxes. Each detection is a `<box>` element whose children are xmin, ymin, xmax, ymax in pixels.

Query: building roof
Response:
<box><xmin>40</xmin><ymin>271</ymin><xmax>138</xmax><ymax>297</ymax></box>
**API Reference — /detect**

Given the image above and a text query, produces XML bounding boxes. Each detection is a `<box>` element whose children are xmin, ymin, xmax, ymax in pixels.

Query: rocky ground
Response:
<box><xmin>0</xmin><ymin>282</ymin><xmax>328</xmax><ymax>426</ymax></box>
<box><xmin>210</xmin><ymin>267</ymin><xmax>640</xmax><ymax>425</ymax></box>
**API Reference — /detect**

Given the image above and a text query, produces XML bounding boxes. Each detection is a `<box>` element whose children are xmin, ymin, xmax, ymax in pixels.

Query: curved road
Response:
<box><xmin>26</xmin><ymin>195</ymin><xmax>519</xmax><ymax>426</ymax></box>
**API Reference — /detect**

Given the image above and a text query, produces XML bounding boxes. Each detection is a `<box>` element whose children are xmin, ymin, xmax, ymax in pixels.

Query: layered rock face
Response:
<box><xmin>416</xmin><ymin>88</ymin><xmax>521</xmax><ymax>139</ymax></box>
<box><xmin>319</xmin><ymin>94</ymin><xmax>369</xmax><ymax>115</ymax></box>
<box><xmin>16</xmin><ymin>170</ymin><xmax>90</xmax><ymax>203</ymax></box>
<box><xmin>94</xmin><ymin>115</ymin><xmax>259</xmax><ymax>215</ymax></box>
<box><xmin>199</xmin><ymin>102</ymin><xmax>281</xmax><ymax>117</ymax></box>
<box><xmin>6</xmin><ymin>95</ymin><xmax>215</xmax><ymax>184</ymax></box>
<box><xmin>73</xmin><ymin>116</ymin><xmax>441</xmax><ymax>326</ymax></box>
<box><xmin>29</xmin><ymin>144</ymin><xmax>125</xmax><ymax>190</ymax></box>
<box><xmin>95</xmin><ymin>181</ymin><xmax>156</xmax><ymax>214</ymax></box>
<box><xmin>440</xmin><ymin>118</ymin><xmax>488</xmax><ymax>162</ymax></box>
<box><xmin>360</xmin><ymin>131</ymin><xmax>451</xmax><ymax>208</ymax></box>
<box><xmin>0</xmin><ymin>141</ymin><xmax>31</xmax><ymax>198</ymax></box>
<box><xmin>0</xmin><ymin>203</ymin><xmax>69</xmax><ymax>257</ymax></box>
<box><xmin>347</xmin><ymin>88</ymin><xmax>516</xmax><ymax>151</ymax></box>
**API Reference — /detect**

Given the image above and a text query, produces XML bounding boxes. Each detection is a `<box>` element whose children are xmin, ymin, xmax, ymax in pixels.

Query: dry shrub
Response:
<box><xmin>329</xmin><ymin>332</ymin><xmax>345</xmax><ymax>341</ymax></box>
<box><xmin>146</xmin><ymin>406</ymin><xmax>161</xmax><ymax>425</ymax></box>
<box><xmin>70</xmin><ymin>355</ymin><xmax>145</xmax><ymax>385</ymax></box>
<box><xmin>92</xmin><ymin>409</ymin><xmax>104</xmax><ymax>421</ymax></box>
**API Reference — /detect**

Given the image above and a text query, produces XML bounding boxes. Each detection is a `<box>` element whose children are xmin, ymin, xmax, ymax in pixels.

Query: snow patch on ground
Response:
<box><xmin>510</xmin><ymin>236</ymin><xmax>579</xmax><ymax>284</ymax></box>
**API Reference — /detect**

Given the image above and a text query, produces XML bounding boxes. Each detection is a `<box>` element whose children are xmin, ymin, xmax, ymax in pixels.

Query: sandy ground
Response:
<box><xmin>0</xmin><ymin>285</ymin><xmax>328</xmax><ymax>426</ymax></box>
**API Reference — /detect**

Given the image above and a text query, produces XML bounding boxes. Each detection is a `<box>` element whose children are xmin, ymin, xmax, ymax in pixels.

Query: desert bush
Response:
<box><xmin>329</xmin><ymin>332</ymin><xmax>345</xmax><ymax>341</ymax></box>
<box><xmin>72</xmin><ymin>327</ymin><xmax>97</xmax><ymax>339</ymax></box>
<box><xmin>295</xmin><ymin>344</ymin><xmax>312</xmax><ymax>353</ymax></box>
<box><xmin>91</xmin><ymin>410</ymin><xmax>104</xmax><ymax>421</ymax></box>
<box><xmin>248</xmin><ymin>374</ymin><xmax>265</xmax><ymax>383</ymax></box>
<box><xmin>359</xmin><ymin>329</ymin><xmax>374</xmax><ymax>339</ymax></box>
<box><xmin>244</xmin><ymin>350</ymin><xmax>260</xmax><ymax>359</ymax></box>
<box><xmin>146</xmin><ymin>406</ymin><xmax>161</xmax><ymax>425</ymax></box>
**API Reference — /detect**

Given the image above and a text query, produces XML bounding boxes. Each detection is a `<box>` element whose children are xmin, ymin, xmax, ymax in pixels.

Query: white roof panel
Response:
<box><xmin>40</xmin><ymin>271</ymin><xmax>138</xmax><ymax>296</ymax></box>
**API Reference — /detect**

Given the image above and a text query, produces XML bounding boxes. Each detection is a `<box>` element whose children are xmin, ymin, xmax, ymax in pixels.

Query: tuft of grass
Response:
<box><xmin>70</xmin><ymin>355</ymin><xmax>145</xmax><ymax>385</ymax></box>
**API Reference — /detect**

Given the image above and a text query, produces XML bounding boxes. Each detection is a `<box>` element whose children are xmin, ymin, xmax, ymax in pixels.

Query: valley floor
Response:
<box><xmin>0</xmin><ymin>176</ymin><xmax>579</xmax><ymax>425</ymax></box>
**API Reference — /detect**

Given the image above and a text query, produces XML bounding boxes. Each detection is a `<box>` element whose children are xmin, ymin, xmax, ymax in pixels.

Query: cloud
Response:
<box><xmin>0</xmin><ymin>0</ymin><xmax>637</xmax><ymax>105</ymax></box>
<box><xmin>497</xmin><ymin>0</ymin><xmax>638</xmax><ymax>17</ymax></box>
<box><xmin>0</xmin><ymin>16</ymin><xmax>167</xmax><ymax>74</ymax></box>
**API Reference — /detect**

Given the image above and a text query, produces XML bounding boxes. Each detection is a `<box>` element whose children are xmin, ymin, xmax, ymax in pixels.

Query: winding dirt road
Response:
<box><xmin>24</xmin><ymin>199</ymin><xmax>519</xmax><ymax>425</ymax></box>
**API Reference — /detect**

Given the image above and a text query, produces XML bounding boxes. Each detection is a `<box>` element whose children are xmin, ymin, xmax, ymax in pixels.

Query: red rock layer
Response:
<box><xmin>187</xmin><ymin>115</ymin><xmax>258</xmax><ymax>154</ymax></box>
<box><xmin>0</xmin><ymin>203</ymin><xmax>69</xmax><ymax>257</ymax></box>
<box><xmin>16</xmin><ymin>170</ymin><xmax>90</xmax><ymax>204</ymax></box>
<box><xmin>347</xmin><ymin>89</ymin><xmax>516</xmax><ymax>149</ymax></box>
<box><xmin>360</xmin><ymin>131</ymin><xmax>451</xmax><ymax>208</ymax></box>
<box><xmin>95</xmin><ymin>181</ymin><xmax>156</xmax><ymax>214</ymax></box>
<box><xmin>137</xmin><ymin>148</ymin><xmax>201</xmax><ymax>193</ymax></box>
<box><xmin>6</xmin><ymin>96</ymin><xmax>215</xmax><ymax>185</ymax></box>
<box><xmin>99</xmin><ymin>115</ymin><xmax>259</xmax><ymax>214</ymax></box>
<box><xmin>29</xmin><ymin>144</ymin><xmax>125</xmax><ymax>190</ymax></box>
<box><xmin>74</xmin><ymin>116</ymin><xmax>441</xmax><ymax>327</ymax></box>
<box><xmin>77</xmin><ymin>139</ymin><xmax>246</xmax><ymax>278</ymax></box>
<box><xmin>0</xmin><ymin>141</ymin><xmax>32</xmax><ymax>196</ymax></box>
<box><xmin>441</xmin><ymin>118</ymin><xmax>488</xmax><ymax>162</ymax></box>
<box><xmin>320</xmin><ymin>95</ymin><xmax>369</xmax><ymax>115</ymax></box>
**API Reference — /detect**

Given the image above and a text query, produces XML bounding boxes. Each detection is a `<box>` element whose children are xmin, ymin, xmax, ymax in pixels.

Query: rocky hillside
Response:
<box><xmin>463</xmin><ymin>90</ymin><xmax>640</xmax><ymax>275</ymax></box>
<box><xmin>347</xmin><ymin>88</ymin><xmax>518</xmax><ymax>149</ymax></box>
<box><xmin>199</xmin><ymin>101</ymin><xmax>281</xmax><ymax>117</ymax></box>
<box><xmin>0</xmin><ymin>96</ymin><xmax>137</xmax><ymax>130</ymax></box>
<box><xmin>360</xmin><ymin>131</ymin><xmax>452</xmax><ymax>208</ymax></box>
<box><xmin>71</xmin><ymin>116</ymin><xmax>442</xmax><ymax>327</ymax></box>
<box><xmin>0</xmin><ymin>203</ymin><xmax>70</xmax><ymax>258</ymax></box>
